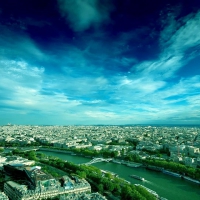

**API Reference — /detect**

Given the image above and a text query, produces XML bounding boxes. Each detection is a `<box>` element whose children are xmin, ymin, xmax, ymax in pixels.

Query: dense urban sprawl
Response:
<box><xmin>0</xmin><ymin>125</ymin><xmax>200</xmax><ymax>200</ymax></box>
<box><xmin>1</xmin><ymin>125</ymin><xmax>200</xmax><ymax>168</ymax></box>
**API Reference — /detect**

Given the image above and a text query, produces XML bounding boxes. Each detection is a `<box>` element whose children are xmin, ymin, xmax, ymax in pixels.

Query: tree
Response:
<box><xmin>112</xmin><ymin>183</ymin><xmax>121</xmax><ymax>195</ymax></box>
<box><xmin>104</xmin><ymin>172</ymin><xmax>112</xmax><ymax>179</ymax></box>
<box><xmin>98</xmin><ymin>183</ymin><xmax>104</xmax><ymax>194</ymax></box>
<box><xmin>135</xmin><ymin>185</ymin><xmax>156</xmax><ymax>200</ymax></box>
<box><xmin>121</xmin><ymin>185</ymin><xmax>133</xmax><ymax>200</ymax></box>
<box><xmin>101</xmin><ymin>178</ymin><xmax>115</xmax><ymax>192</ymax></box>
<box><xmin>25</xmin><ymin>151</ymin><xmax>37</xmax><ymax>161</ymax></box>
<box><xmin>76</xmin><ymin>170</ymin><xmax>86</xmax><ymax>179</ymax></box>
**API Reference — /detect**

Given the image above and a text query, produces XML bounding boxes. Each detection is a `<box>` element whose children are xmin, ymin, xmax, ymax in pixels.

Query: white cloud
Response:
<box><xmin>164</xmin><ymin>11</ymin><xmax>200</xmax><ymax>54</ymax></box>
<box><xmin>0</xmin><ymin>25</ymin><xmax>45</xmax><ymax>61</ymax></box>
<box><xmin>0</xmin><ymin>60</ymin><xmax>44</xmax><ymax>91</ymax></box>
<box><xmin>85</xmin><ymin>111</ymin><xmax>118</xmax><ymax>119</ymax></box>
<box><xmin>1</xmin><ymin>60</ymin><xmax>44</xmax><ymax>77</ymax></box>
<box><xmin>158</xmin><ymin>75</ymin><xmax>200</xmax><ymax>100</ymax></box>
<box><xmin>58</xmin><ymin>0</ymin><xmax>113</xmax><ymax>31</ymax></box>
<box><xmin>119</xmin><ymin>76</ymin><xmax>166</xmax><ymax>93</ymax></box>
<box><xmin>131</xmin><ymin>10</ymin><xmax>200</xmax><ymax>83</ymax></box>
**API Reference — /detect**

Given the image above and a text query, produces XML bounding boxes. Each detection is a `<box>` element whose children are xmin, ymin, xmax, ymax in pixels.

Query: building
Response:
<box><xmin>60</xmin><ymin>192</ymin><xmax>107</xmax><ymax>200</ymax></box>
<box><xmin>183</xmin><ymin>157</ymin><xmax>197</xmax><ymax>167</ymax></box>
<box><xmin>186</xmin><ymin>146</ymin><xmax>199</xmax><ymax>156</ymax></box>
<box><xmin>4</xmin><ymin>165</ymin><xmax>91</xmax><ymax>200</ymax></box>
<box><xmin>0</xmin><ymin>192</ymin><xmax>9</xmax><ymax>200</ymax></box>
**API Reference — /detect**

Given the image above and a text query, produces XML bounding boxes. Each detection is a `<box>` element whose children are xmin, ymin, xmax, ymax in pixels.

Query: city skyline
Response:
<box><xmin>0</xmin><ymin>0</ymin><xmax>200</xmax><ymax>125</ymax></box>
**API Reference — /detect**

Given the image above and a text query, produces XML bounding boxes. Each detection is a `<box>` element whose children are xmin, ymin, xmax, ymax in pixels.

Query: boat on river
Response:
<box><xmin>126</xmin><ymin>162</ymin><xmax>142</xmax><ymax>168</ymax></box>
<box><xmin>130</xmin><ymin>174</ymin><xmax>145</xmax><ymax>181</ymax></box>
<box><xmin>112</xmin><ymin>159</ymin><xmax>121</xmax><ymax>164</ymax></box>
<box><xmin>182</xmin><ymin>176</ymin><xmax>200</xmax><ymax>184</ymax></box>
<box><xmin>146</xmin><ymin>165</ymin><xmax>164</xmax><ymax>172</ymax></box>
<box><xmin>162</xmin><ymin>170</ymin><xmax>181</xmax><ymax>178</ymax></box>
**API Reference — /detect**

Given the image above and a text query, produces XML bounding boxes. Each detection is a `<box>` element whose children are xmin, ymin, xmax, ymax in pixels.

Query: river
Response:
<box><xmin>38</xmin><ymin>150</ymin><xmax>200</xmax><ymax>200</ymax></box>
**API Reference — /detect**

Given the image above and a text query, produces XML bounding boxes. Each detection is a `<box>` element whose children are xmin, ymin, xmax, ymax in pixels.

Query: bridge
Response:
<box><xmin>81</xmin><ymin>157</ymin><xmax>112</xmax><ymax>165</ymax></box>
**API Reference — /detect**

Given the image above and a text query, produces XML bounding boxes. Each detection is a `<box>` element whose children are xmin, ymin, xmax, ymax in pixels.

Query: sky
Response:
<box><xmin>0</xmin><ymin>0</ymin><xmax>200</xmax><ymax>125</ymax></box>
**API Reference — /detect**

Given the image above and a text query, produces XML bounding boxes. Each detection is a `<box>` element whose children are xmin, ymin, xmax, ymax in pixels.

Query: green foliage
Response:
<box><xmin>135</xmin><ymin>185</ymin><xmax>156</xmax><ymax>200</ymax></box>
<box><xmin>126</xmin><ymin>139</ymin><xmax>139</xmax><ymax>147</ymax></box>
<box><xmin>25</xmin><ymin>151</ymin><xmax>38</xmax><ymax>161</ymax></box>
<box><xmin>144</xmin><ymin>158</ymin><xmax>199</xmax><ymax>179</ymax></box>
<box><xmin>0</xmin><ymin>142</ymin><xmax>5</xmax><ymax>147</ymax></box>
<box><xmin>97</xmin><ymin>183</ymin><xmax>104</xmax><ymax>193</ymax></box>
<box><xmin>101</xmin><ymin>178</ymin><xmax>115</xmax><ymax>192</ymax></box>
<box><xmin>71</xmin><ymin>147</ymin><xmax>119</xmax><ymax>158</ymax></box>
<box><xmin>36</xmin><ymin>152</ymin><xmax>46</xmax><ymax>159</ymax></box>
<box><xmin>76</xmin><ymin>170</ymin><xmax>86</xmax><ymax>179</ymax></box>
<box><xmin>108</xmin><ymin>141</ymin><xmax>119</xmax><ymax>145</ymax></box>
<box><xmin>5</xmin><ymin>152</ymin><xmax>13</xmax><ymax>156</ymax></box>
<box><xmin>124</xmin><ymin>153</ymin><xmax>141</xmax><ymax>162</ymax></box>
<box><xmin>121</xmin><ymin>185</ymin><xmax>147</xmax><ymax>200</ymax></box>
<box><xmin>44</xmin><ymin>196</ymin><xmax>59</xmax><ymax>200</ymax></box>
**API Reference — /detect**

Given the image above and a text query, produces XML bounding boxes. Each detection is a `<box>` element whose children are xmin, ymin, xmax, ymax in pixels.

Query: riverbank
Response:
<box><xmin>38</xmin><ymin>148</ymin><xmax>200</xmax><ymax>185</ymax></box>
<box><xmin>112</xmin><ymin>159</ymin><xmax>143</xmax><ymax>168</ymax></box>
<box><xmin>38</xmin><ymin>149</ymin><xmax>200</xmax><ymax>200</ymax></box>
<box><xmin>39</xmin><ymin>147</ymin><xmax>73</xmax><ymax>154</ymax></box>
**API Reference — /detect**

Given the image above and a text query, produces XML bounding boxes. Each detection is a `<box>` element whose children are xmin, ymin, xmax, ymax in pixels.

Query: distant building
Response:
<box><xmin>170</xmin><ymin>153</ymin><xmax>183</xmax><ymax>162</ymax></box>
<box><xmin>90</xmin><ymin>145</ymin><xmax>103</xmax><ymax>151</ymax></box>
<box><xmin>197</xmin><ymin>157</ymin><xmax>200</xmax><ymax>167</ymax></box>
<box><xmin>186</xmin><ymin>146</ymin><xmax>199</xmax><ymax>156</ymax></box>
<box><xmin>183</xmin><ymin>157</ymin><xmax>197</xmax><ymax>167</ymax></box>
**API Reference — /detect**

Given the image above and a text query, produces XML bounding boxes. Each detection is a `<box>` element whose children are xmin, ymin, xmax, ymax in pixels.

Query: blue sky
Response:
<box><xmin>0</xmin><ymin>0</ymin><xmax>200</xmax><ymax>125</ymax></box>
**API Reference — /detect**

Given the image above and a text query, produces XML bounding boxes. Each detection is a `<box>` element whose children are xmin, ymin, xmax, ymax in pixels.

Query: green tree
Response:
<box><xmin>112</xmin><ymin>183</ymin><xmax>121</xmax><ymax>195</ymax></box>
<box><xmin>101</xmin><ymin>178</ymin><xmax>115</xmax><ymax>192</ymax></box>
<box><xmin>76</xmin><ymin>170</ymin><xmax>86</xmax><ymax>179</ymax></box>
<box><xmin>26</xmin><ymin>151</ymin><xmax>37</xmax><ymax>160</ymax></box>
<box><xmin>98</xmin><ymin>183</ymin><xmax>104</xmax><ymax>193</ymax></box>
<box><xmin>135</xmin><ymin>185</ymin><xmax>156</xmax><ymax>200</ymax></box>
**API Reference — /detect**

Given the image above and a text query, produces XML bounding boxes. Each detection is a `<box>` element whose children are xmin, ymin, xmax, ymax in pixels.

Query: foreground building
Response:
<box><xmin>60</xmin><ymin>192</ymin><xmax>107</xmax><ymax>200</ymax></box>
<box><xmin>0</xmin><ymin>192</ymin><xmax>9</xmax><ymax>200</ymax></box>
<box><xmin>4</xmin><ymin>165</ymin><xmax>91</xmax><ymax>200</ymax></box>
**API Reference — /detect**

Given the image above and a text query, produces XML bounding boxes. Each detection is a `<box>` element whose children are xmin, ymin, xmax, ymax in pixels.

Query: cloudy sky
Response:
<box><xmin>0</xmin><ymin>0</ymin><xmax>200</xmax><ymax>125</ymax></box>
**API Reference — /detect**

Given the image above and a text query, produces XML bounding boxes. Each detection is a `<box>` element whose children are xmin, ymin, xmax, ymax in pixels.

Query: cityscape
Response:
<box><xmin>1</xmin><ymin>125</ymin><xmax>200</xmax><ymax>166</ymax></box>
<box><xmin>0</xmin><ymin>124</ymin><xmax>200</xmax><ymax>199</ymax></box>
